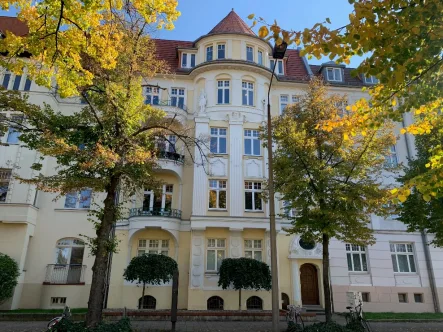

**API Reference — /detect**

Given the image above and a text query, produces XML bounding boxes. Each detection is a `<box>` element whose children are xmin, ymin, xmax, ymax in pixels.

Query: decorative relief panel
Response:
<box><xmin>244</xmin><ymin>159</ymin><xmax>262</xmax><ymax>178</ymax></box>
<box><xmin>191</xmin><ymin>232</ymin><xmax>204</xmax><ymax>288</ymax></box>
<box><xmin>394</xmin><ymin>274</ymin><xmax>421</xmax><ymax>287</ymax></box>
<box><xmin>230</xmin><ymin>231</ymin><xmax>242</xmax><ymax>258</ymax></box>
<box><xmin>349</xmin><ymin>274</ymin><xmax>372</xmax><ymax>286</ymax></box>
<box><xmin>288</xmin><ymin>235</ymin><xmax>323</xmax><ymax>259</ymax></box>
<box><xmin>209</xmin><ymin>158</ymin><xmax>227</xmax><ymax>177</ymax></box>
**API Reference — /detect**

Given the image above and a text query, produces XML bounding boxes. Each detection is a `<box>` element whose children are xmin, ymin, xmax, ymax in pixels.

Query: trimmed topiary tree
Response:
<box><xmin>123</xmin><ymin>254</ymin><xmax>177</xmax><ymax>309</ymax></box>
<box><xmin>218</xmin><ymin>257</ymin><xmax>271</xmax><ymax>310</ymax></box>
<box><xmin>0</xmin><ymin>253</ymin><xmax>20</xmax><ymax>304</ymax></box>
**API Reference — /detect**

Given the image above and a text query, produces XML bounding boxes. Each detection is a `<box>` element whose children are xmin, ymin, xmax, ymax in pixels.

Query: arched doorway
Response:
<box><xmin>281</xmin><ymin>293</ymin><xmax>290</xmax><ymax>310</ymax></box>
<box><xmin>300</xmin><ymin>263</ymin><xmax>319</xmax><ymax>305</ymax></box>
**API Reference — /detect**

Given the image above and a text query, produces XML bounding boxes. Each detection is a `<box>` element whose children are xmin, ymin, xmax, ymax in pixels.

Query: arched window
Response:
<box><xmin>55</xmin><ymin>238</ymin><xmax>85</xmax><ymax>265</ymax></box>
<box><xmin>138</xmin><ymin>295</ymin><xmax>156</xmax><ymax>309</ymax></box>
<box><xmin>246</xmin><ymin>296</ymin><xmax>263</xmax><ymax>310</ymax></box>
<box><xmin>281</xmin><ymin>293</ymin><xmax>290</xmax><ymax>310</ymax></box>
<box><xmin>207</xmin><ymin>296</ymin><xmax>224</xmax><ymax>310</ymax></box>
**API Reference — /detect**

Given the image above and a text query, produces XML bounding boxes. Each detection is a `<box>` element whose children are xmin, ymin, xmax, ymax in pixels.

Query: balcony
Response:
<box><xmin>146</xmin><ymin>99</ymin><xmax>188</xmax><ymax>122</ymax></box>
<box><xmin>156</xmin><ymin>151</ymin><xmax>185</xmax><ymax>163</ymax></box>
<box><xmin>43</xmin><ymin>264</ymin><xmax>86</xmax><ymax>285</ymax></box>
<box><xmin>0</xmin><ymin>203</ymin><xmax>39</xmax><ymax>225</ymax></box>
<box><xmin>129</xmin><ymin>207</ymin><xmax>182</xmax><ymax>219</ymax></box>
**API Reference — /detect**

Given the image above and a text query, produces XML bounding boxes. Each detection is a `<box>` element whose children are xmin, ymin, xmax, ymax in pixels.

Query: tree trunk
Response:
<box><xmin>141</xmin><ymin>282</ymin><xmax>146</xmax><ymax>309</ymax></box>
<box><xmin>86</xmin><ymin>175</ymin><xmax>119</xmax><ymax>327</ymax></box>
<box><xmin>238</xmin><ymin>288</ymin><xmax>242</xmax><ymax>311</ymax></box>
<box><xmin>322</xmin><ymin>233</ymin><xmax>332</xmax><ymax>322</ymax></box>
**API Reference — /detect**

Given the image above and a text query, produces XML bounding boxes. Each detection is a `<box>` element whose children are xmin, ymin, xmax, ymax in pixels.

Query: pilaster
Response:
<box><xmin>228</xmin><ymin>112</ymin><xmax>245</xmax><ymax>216</ymax></box>
<box><xmin>192</xmin><ymin>117</ymin><xmax>210</xmax><ymax>216</ymax></box>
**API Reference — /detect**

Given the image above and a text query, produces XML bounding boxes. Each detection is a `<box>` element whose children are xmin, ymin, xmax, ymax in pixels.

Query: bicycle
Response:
<box><xmin>345</xmin><ymin>300</ymin><xmax>372</xmax><ymax>332</ymax></box>
<box><xmin>286</xmin><ymin>304</ymin><xmax>304</xmax><ymax>329</ymax></box>
<box><xmin>47</xmin><ymin>306</ymin><xmax>71</xmax><ymax>331</ymax></box>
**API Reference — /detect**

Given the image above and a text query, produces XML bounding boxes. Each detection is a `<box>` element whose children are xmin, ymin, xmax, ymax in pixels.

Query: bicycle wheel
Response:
<box><xmin>361</xmin><ymin>318</ymin><xmax>372</xmax><ymax>332</ymax></box>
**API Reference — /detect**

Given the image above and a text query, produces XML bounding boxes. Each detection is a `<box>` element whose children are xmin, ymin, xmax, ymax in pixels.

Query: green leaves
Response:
<box><xmin>218</xmin><ymin>258</ymin><xmax>271</xmax><ymax>291</ymax></box>
<box><xmin>123</xmin><ymin>254</ymin><xmax>177</xmax><ymax>285</ymax></box>
<box><xmin>0</xmin><ymin>253</ymin><xmax>20</xmax><ymax>303</ymax></box>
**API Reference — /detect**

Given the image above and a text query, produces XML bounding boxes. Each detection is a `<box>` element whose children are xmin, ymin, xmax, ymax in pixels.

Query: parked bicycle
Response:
<box><xmin>286</xmin><ymin>304</ymin><xmax>304</xmax><ymax>329</ymax></box>
<box><xmin>47</xmin><ymin>306</ymin><xmax>71</xmax><ymax>331</ymax></box>
<box><xmin>345</xmin><ymin>299</ymin><xmax>372</xmax><ymax>332</ymax></box>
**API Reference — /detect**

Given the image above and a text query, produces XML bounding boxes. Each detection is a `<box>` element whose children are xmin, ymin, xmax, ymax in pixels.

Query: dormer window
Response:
<box><xmin>206</xmin><ymin>46</ymin><xmax>213</xmax><ymax>61</ymax></box>
<box><xmin>364</xmin><ymin>75</ymin><xmax>378</xmax><ymax>84</ymax></box>
<box><xmin>326</xmin><ymin>68</ymin><xmax>342</xmax><ymax>82</ymax></box>
<box><xmin>270</xmin><ymin>59</ymin><xmax>284</xmax><ymax>75</ymax></box>
<box><xmin>217</xmin><ymin>44</ymin><xmax>225</xmax><ymax>59</ymax></box>
<box><xmin>181</xmin><ymin>53</ymin><xmax>196</xmax><ymax>68</ymax></box>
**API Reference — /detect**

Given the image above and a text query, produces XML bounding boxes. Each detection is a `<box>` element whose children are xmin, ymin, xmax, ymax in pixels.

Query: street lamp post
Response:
<box><xmin>267</xmin><ymin>41</ymin><xmax>287</xmax><ymax>332</ymax></box>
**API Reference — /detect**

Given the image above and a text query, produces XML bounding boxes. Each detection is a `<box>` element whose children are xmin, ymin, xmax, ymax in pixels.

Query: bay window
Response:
<box><xmin>210</xmin><ymin>128</ymin><xmax>227</xmax><ymax>154</ymax></box>
<box><xmin>242</xmin><ymin>81</ymin><xmax>254</xmax><ymax>106</ymax></box>
<box><xmin>217</xmin><ymin>80</ymin><xmax>230</xmax><ymax>104</ymax></box>
<box><xmin>217</xmin><ymin>44</ymin><xmax>225</xmax><ymax>59</ymax></box>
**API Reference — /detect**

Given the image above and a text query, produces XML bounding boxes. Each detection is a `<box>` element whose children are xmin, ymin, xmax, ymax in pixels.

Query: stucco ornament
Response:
<box><xmin>198</xmin><ymin>89</ymin><xmax>207</xmax><ymax>115</ymax></box>
<box><xmin>288</xmin><ymin>235</ymin><xmax>323</xmax><ymax>259</ymax></box>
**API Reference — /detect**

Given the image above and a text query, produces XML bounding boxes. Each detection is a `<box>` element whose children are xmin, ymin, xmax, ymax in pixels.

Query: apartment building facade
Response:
<box><xmin>1</xmin><ymin>10</ymin><xmax>442</xmax><ymax>313</ymax></box>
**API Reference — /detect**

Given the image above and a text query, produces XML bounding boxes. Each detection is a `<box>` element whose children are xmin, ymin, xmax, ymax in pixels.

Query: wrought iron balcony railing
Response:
<box><xmin>146</xmin><ymin>99</ymin><xmax>188</xmax><ymax>112</ymax></box>
<box><xmin>129</xmin><ymin>207</ymin><xmax>182</xmax><ymax>219</ymax></box>
<box><xmin>43</xmin><ymin>264</ymin><xmax>86</xmax><ymax>285</ymax></box>
<box><xmin>156</xmin><ymin>150</ymin><xmax>185</xmax><ymax>163</ymax></box>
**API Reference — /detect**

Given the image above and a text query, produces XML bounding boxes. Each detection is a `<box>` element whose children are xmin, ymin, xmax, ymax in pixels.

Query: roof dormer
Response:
<box><xmin>320</xmin><ymin>61</ymin><xmax>346</xmax><ymax>82</ymax></box>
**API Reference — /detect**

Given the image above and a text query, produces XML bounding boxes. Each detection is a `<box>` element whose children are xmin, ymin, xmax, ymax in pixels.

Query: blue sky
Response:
<box><xmin>0</xmin><ymin>0</ymin><xmax>363</xmax><ymax>67</ymax></box>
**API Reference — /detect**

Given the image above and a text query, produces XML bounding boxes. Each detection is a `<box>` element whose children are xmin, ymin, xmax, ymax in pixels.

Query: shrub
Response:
<box><xmin>0</xmin><ymin>253</ymin><xmax>20</xmax><ymax>304</ymax></box>
<box><xmin>52</xmin><ymin>318</ymin><xmax>132</xmax><ymax>332</ymax></box>
<box><xmin>286</xmin><ymin>321</ymin><xmax>304</xmax><ymax>332</ymax></box>
<box><xmin>303</xmin><ymin>321</ymin><xmax>352</xmax><ymax>332</ymax></box>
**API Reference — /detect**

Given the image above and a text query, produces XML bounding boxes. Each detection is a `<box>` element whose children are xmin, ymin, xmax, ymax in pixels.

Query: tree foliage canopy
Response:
<box><xmin>0</xmin><ymin>253</ymin><xmax>20</xmax><ymax>304</ymax></box>
<box><xmin>398</xmin><ymin>132</ymin><xmax>443</xmax><ymax>247</ymax></box>
<box><xmin>272</xmin><ymin>78</ymin><xmax>395</xmax><ymax>245</ymax></box>
<box><xmin>218</xmin><ymin>258</ymin><xmax>271</xmax><ymax>292</ymax></box>
<box><xmin>123</xmin><ymin>254</ymin><xmax>177</xmax><ymax>286</ymax></box>
<box><xmin>251</xmin><ymin>0</ymin><xmax>443</xmax><ymax>200</ymax></box>
<box><xmin>0</xmin><ymin>0</ymin><xmax>180</xmax><ymax>97</ymax></box>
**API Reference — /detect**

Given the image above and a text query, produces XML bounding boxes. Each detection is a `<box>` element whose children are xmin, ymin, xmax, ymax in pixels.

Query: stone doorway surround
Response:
<box><xmin>288</xmin><ymin>235</ymin><xmax>324</xmax><ymax>307</ymax></box>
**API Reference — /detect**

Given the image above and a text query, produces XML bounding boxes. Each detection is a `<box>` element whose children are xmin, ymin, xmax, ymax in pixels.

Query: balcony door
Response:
<box><xmin>143</xmin><ymin>185</ymin><xmax>173</xmax><ymax>215</ymax></box>
<box><xmin>54</xmin><ymin>238</ymin><xmax>85</xmax><ymax>284</ymax></box>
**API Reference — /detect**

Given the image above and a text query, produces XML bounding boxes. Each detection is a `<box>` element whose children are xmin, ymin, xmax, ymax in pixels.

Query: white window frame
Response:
<box><xmin>346</xmin><ymin>244</ymin><xmax>368</xmax><ymax>272</ymax></box>
<box><xmin>385</xmin><ymin>145</ymin><xmax>398</xmax><ymax>167</ymax></box>
<box><xmin>64</xmin><ymin>189</ymin><xmax>92</xmax><ymax>209</ymax></box>
<box><xmin>244</xmin><ymin>181</ymin><xmax>263</xmax><ymax>211</ymax></box>
<box><xmin>157</xmin><ymin>135</ymin><xmax>177</xmax><ymax>153</ymax></box>
<box><xmin>326</xmin><ymin>67</ymin><xmax>342</xmax><ymax>82</ymax></box>
<box><xmin>244</xmin><ymin>239</ymin><xmax>263</xmax><ymax>261</ymax></box>
<box><xmin>206</xmin><ymin>45</ymin><xmax>213</xmax><ymax>61</ymax></box>
<box><xmin>142</xmin><ymin>184</ymin><xmax>174</xmax><ymax>212</ymax></box>
<box><xmin>210</xmin><ymin>127</ymin><xmax>227</xmax><ymax>154</ymax></box>
<box><xmin>217</xmin><ymin>80</ymin><xmax>230</xmax><ymax>104</ymax></box>
<box><xmin>209</xmin><ymin>180</ymin><xmax>227</xmax><ymax>210</ymax></box>
<box><xmin>1</xmin><ymin>71</ymin><xmax>31</xmax><ymax>91</ymax></box>
<box><xmin>257</xmin><ymin>50</ymin><xmax>263</xmax><ymax>65</ymax></box>
<box><xmin>55</xmin><ymin>238</ymin><xmax>85</xmax><ymax>265</ymax></box>
<box><xmin>246</xmin><ymin>46</ymin><xmax>254</xmax><ymax>62</ymax></box>
<box><xmin>145</xmin><ymin>86</ymin><xmax>160</xmax><ymax>105</ymax></box>
<box><xmin>6</xmin><ymin>115</ymin><xmax>23</xmax><ymax>144</ymax></box>
<box><xmin>138</xmin><ymin>239</ymin><xmax>169</xmax><ymax>256</ymax></box>
<box><xmin>217</xmin><ymin>44</ymin><xmax>226</xmax><ymax>59</ymax></box>
<box><xmin>171</xmin><ymin>88</ymin><xmax>185</xmax><ymax>109</ymax></box>
<box><xmin>292</xmin><ymin>95</ymin><xmax>300</xmax><ymax>103</ymax></box>
<box><xmin>390</xmin><ymin>243</ymin><xmax>417</xmax><ymax>273</ymax></box>
<box><xmin>283</xmin><ymin>201</ymin><xmax>296</xmax><ymax>218</ymax></box>
<box><xmin>280</xmin><ymin>95</ymin><xmax>289</xmax><ymax>114</ymax></box>
<box><xmin>206</xmin><ymin>238</ymin><xmax>225</xmax><ymax>272</ymax></box>
<box><xmin>364</xmin><ymin>76</ymin><xmax>378</xmax><ymax>84</ymax></box>
<box><xmin>181</xmin><ymin>53</ymin><xmax>196</xmax><ymax>68</ymax></box>
<box><xmin>244</xmin><ymin>129</ymin><xmax>261</xmax><ymax>156</ymax></box>
<box><xmin>270</xmin><ymin>59</ymin><xmax>284</xmax><ymax>75</ymax></box>
<box><xmin>0</xmin><ymin>169</ymin><xmax>12</xmax><ymax>203</ymax></box>
<box><xmin>242</xmin><ymin>81</ymin><xmax>254</xmax><ymax>106</ymax></box>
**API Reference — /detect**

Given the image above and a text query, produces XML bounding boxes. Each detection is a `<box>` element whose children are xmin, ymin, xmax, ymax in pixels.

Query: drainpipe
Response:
<box><xmin>402</xmin><ymin>113</ymin><xmax>440</xmax><ymax>312</ymax></box>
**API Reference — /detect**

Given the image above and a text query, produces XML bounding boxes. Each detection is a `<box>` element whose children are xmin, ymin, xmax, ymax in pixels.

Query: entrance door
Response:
<box><xmin>300</xmin><ymin>264</ymin><xmax>319</xmax><ymax>305</ymax></box>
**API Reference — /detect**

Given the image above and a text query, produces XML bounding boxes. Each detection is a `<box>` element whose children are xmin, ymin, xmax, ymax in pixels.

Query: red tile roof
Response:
<box><xmin>285</xmin><ymin>49</ymin><xmax>309</xmax><ymax>80</ymax></box>
<box><xmin>0</xmin><ymin>16</ymin><xmax>28</xmax><ymax>37</ymax></box>
<box><xmin>153</xmin><ymin>39</ymin><xmax>193</xmax><ymax>72</ymax></box>
<box><xmin>208</xmin><ymin>10</ymin><xmax>255</xmax><ymax>36</ymax></box>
